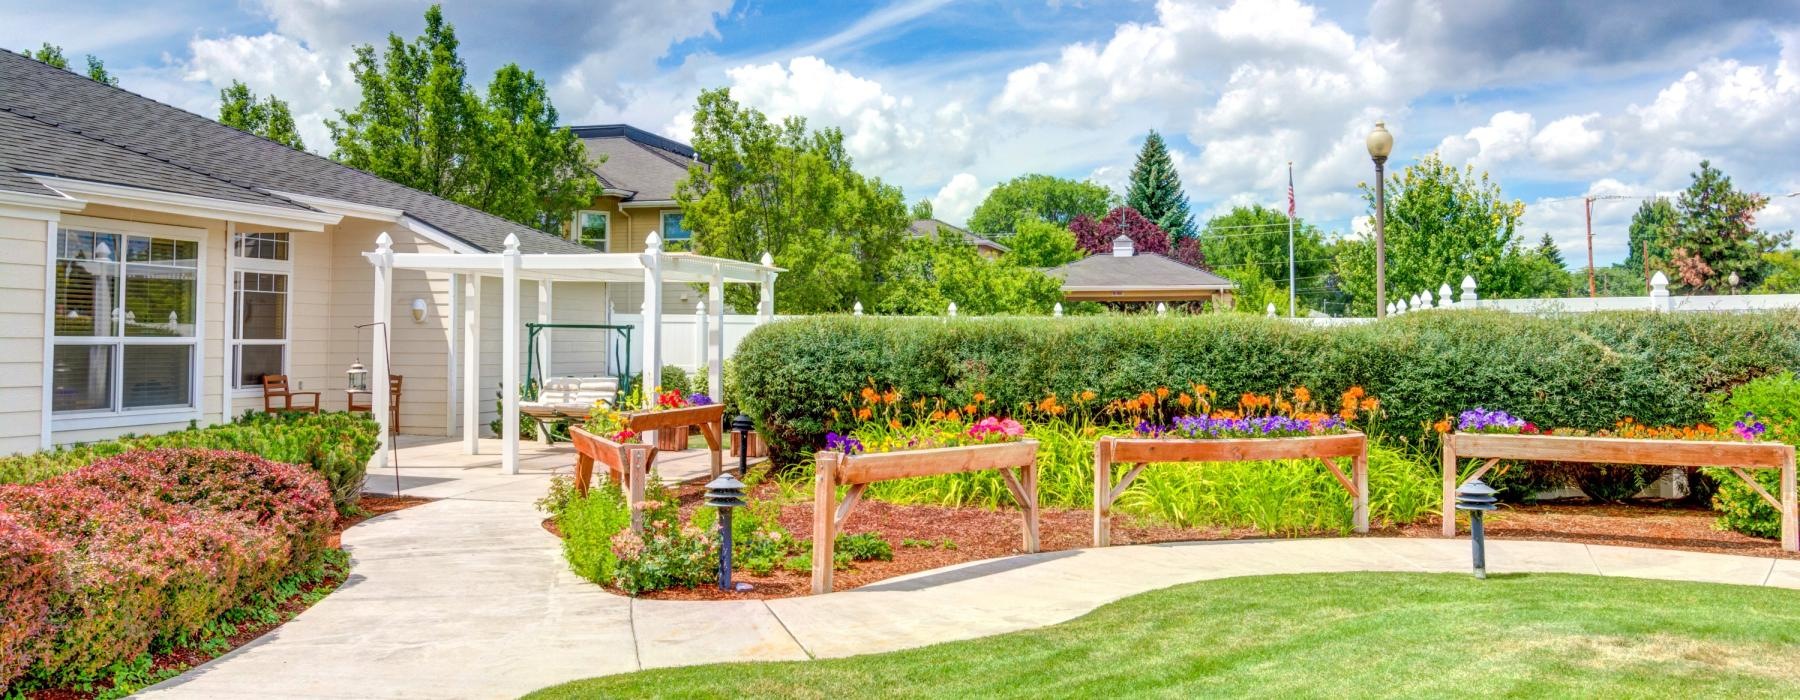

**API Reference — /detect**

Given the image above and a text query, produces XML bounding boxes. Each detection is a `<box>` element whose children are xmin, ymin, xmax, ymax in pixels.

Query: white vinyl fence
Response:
<box><xmin>1272</xmin><ymin>271</ymin><xmax>1800</xmax><ymax>325</ymax></box>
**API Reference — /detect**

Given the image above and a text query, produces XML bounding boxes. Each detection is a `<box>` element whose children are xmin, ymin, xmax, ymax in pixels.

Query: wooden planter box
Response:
<box><xmin>812</xmin><ymin>439</ymin><xmax>1040</xmax><ymax>594</ymax></box>
<box><xmin>569</xmin><ymin>426</ymin><xmax>656</xmax><ymax>532</ymax></box>
<box><xmin>624</xmin><ymin>403</ymin><xmax>727</xmax><ymax>479</ymax></box>
<box><xmin>654</xmin><ymin>425</ymin><xmax>691</xmax><ymax>452</ymax></box>
<box><xmin>731</xmin><ymin>430</ymin><xmax>768</xmax><ymax>458</ymax></box>
<box><xmin>1094</xmin><ymin>432</ymin><xmax>1369</xmax><ymax>546</ymax></box>
<box><xmin>1443</xmin><ymin>432</ymin><xmax>1797</xmax><ymax>550</ymax></box>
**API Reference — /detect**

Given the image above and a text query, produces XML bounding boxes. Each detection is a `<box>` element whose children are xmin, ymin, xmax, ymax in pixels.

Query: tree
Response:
<box><xmin>677</xmin><ymin>88</ymin><xmax>909</xmax><ymax>314</ymax></box>
<box><xmin>877</xmin><ymin>230</ymin><xmax>1062</xmax><ymax>315</ymax></box>
<box><xmin>966</xmin><ymin>174</ymin><xmax>1114</xmax><ymax>236</ymax></box>
<box><xmin>1756</xmin><ymin>250</ymin><xmax>1800</xmax><ymax>293</ymax></box>
<box><xmin>217</xmin><ymin>81</ymin><xmax>306</xmax><ymax>150</ymax></box>
<box><xmin>27</xmin><ymin>43</ymin><xmax>116</xmax><ymax>85</ymax></box>
<box><xmin>1665</xmin><ymin>160</ymin><xmax>1791</xmax><ymax>292</ymax></box>
<box><xmin>327</xmin><ymin>5</ymin><xmax>596</xmax><ymax>234</ymax></box>
<box><xmin>1334</xmin><ymin>153</ymin><xmax>1553</xmax><ymax>313</ymax></box>
<box><xmin>1006</xmin><ymin>219</ymin><xmax>1081</xmax><ymax>268</ymax></box>
<box><xmin>1198</xmin><ymin>205</ymin><xmax>1331</xmax><ymax>311</ymax></box>
<box><xmin>1535</xmin><ymin>233</ymin><xmax>1565</xmax><ymax>268</ymax></box>
<box><xmin>1125</xmin><ymin>131</ymin><xmax>1194</xmax><ymax>239</ymax></box>
<box><xmin>1622</xmin><ymin>198</ymin><xmax>1676</xmax><ymax>277</ymax></box>
<box><xmin>1071</xmin><ymin>207</ymin><xmax>1170</xmax><ymax>257</ymax></box>
<box><xmin>909</xmin><ymin>199</ymin><xmax>934</xmax><ymax>221</ymax></box>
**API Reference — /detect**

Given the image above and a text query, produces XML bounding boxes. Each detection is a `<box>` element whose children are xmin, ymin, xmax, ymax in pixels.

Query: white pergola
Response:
<box><xmin>364</xmin><ymin>231</ymin><xmax>779</xmax><ymax>474</ymax></box>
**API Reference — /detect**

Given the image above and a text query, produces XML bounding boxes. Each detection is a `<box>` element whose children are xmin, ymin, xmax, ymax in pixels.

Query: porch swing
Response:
<box><xmin>518</xmin><ymin>323</ymin><xmax>634</xmax><ymax>434</ymax></box>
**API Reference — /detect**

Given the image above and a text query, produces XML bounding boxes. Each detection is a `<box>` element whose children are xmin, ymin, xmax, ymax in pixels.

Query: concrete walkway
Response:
<box><xmin>142</xmin><ymin>438</ymin><xmax>1800</xmax><ymax>699</ymax></box>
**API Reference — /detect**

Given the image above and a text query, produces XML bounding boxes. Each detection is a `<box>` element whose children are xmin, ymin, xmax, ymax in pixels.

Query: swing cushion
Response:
<box><xmin>523</xmin><ymin>376</ymin><xmax>618</xmax><ymax>415</ymax></box>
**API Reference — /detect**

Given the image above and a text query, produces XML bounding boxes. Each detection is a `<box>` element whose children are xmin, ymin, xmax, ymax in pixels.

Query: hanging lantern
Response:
<box><xmin>346</xmin><ymin>361</ymin><xmax>370</xmax><ymax>392</ymax></box>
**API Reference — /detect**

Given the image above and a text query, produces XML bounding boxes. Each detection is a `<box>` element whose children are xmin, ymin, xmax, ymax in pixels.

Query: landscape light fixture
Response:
<box><xmin>1455</xmin><ymin>478</ymin><xmax>1499</xmax><ymax>579</ymax></box>
<box><xmin>1366</xmin><ymin>121</ymin><xmax>1393</xmax><ymax>318</ymax></box>
<box><xmin>706</xmin><ymin>469</ymin><xmax>751</xmax><ymax>593</ymax></box>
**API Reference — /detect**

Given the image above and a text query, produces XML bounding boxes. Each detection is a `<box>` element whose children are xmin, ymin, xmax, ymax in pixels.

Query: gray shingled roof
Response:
<box><xmin>0</xmin><ymin>50</ymin><xmax>588</xmax><ymax>254</ymax></box>
<box><xmin>571</xmin><ymin>125</ymin><xmax>695</xmax><ymax>202</ymax></box>
<box><xmin>908</xmin><ymin>219</ymin><xmax>1011</xmax><ymax>253</ymax></box>
<box><xmin>1048</xmin><ymin>251</ymin><xmax>1237</xmax><ymax>290</ymax></box>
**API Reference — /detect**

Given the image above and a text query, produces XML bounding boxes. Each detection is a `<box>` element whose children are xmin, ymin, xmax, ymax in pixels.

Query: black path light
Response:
<box><xmin>1456</xmin><ymin>478</ymin><xmax>1499</xmax><ymax>579</ymax></box>
<box><xmin>706</xmin><ymin>472</ymin><xmax>749</xmax><ymax>592</ymax></box>
<box><xmin>733</xmin><ymin>414</ymin><xmax>754</xmax><ymax>475</ymax></box>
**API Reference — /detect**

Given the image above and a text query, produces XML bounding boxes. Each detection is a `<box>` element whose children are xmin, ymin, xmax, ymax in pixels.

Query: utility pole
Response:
<box><xmin>1585</xmin><ymin>196</ymin><xmax>1596</xmax><ymax>298</ymax></box>
<box><xmin>1642</xmin><ymin>241</ymin><xmax>1650</xmax><ymax>295</ymax></box>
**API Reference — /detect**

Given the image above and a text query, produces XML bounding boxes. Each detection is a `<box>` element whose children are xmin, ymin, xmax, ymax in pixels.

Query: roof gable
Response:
<box><xmin>1048</xmin><ymin>252</ymin><xmax>1237</xmax><ymax>290</ymax></box>
<box><xmin>571</xmin><ymin>125</ymin><xmax>696</xmax><ymax>202</ymax></box>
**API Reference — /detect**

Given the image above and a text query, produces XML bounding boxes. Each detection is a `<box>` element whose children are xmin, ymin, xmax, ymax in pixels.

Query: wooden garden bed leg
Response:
<box><xmin>813</xmin><ymin>452</ymin><xmax>838</xmax><ymax>594</ymax></box>
<box><xmin>1784</xmin><ymin>453</ymin><xmax>1798</xmax><ymax>553</ymax></box>
<box><xmin>1441</xmin><ymin>440</ymin><xmax>1457</xmax><ymax>537</ymax></box>
<box><xmin>574</xmin><ymin>453</ymin><xmax>593</xmax><ymax>496</ymax></box>
<box><xmin>627</xmin><ymin>448</ymin><xmax>648</xmax><ymax>534</ymax></box>
<box><xmin>1094</xmin><ymin>437</ymin><xmax>1112</xmax><ymax>547</ymax></box>
<box><xmin>700</xmin><ymin>420</ymin><xmax>724</xmax><ymax>479</ymax></box>
<box><xmin>1353</xmin><ymin>445</ymin><xmax>1369</xmax><ymax>534</ymax></box>
<box><xmin>1020</xmin><ymin>463</ymin><xmax>1041</xmax><ymax>553</ymax></box>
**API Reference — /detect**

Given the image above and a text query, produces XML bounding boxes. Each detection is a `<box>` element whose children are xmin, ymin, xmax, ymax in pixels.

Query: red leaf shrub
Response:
<box><xmin>0</xmin><ymin>510</ymin><xmax>59</xmax><ymax>685</ymax></box>
<box><xmin>0</xmin><ymin>449</ymin><xmax>333</xmax><ymax>689</ymax></box>
<box><xmin>1071</xmin><ymin>206</ymin><xmax>1171</xmax><ymax>256</ymax></box>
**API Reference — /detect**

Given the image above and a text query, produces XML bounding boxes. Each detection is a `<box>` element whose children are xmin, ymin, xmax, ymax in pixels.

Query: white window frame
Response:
<box><xmin>229</xmin><ymin>230</ymin><xmax>294</xmax><ymax>395</ymax></box>
<box><xmin>49</xmin><ymin>215</ymin><xmax>207</xmax><ymax>431</ymax></box>
<box><xmin>574</xmin><ymin>209</ymin><xmax>610</xmax><ymax>252</ymax></box>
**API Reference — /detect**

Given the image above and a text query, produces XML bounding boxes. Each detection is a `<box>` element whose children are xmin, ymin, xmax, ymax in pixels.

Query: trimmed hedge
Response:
<box><xmin>0</xmin><ymin>411</ymin><xmax>378</xmax><ymax>514</ymax></box>
<box><xmin>0</xmin><ymin>448</ymin><xmax>333</xmax><ymax>690</ymax></box>
<box><xmin>736</xmin><ymin>311</ymin><xmax>1800</xmax><ymax>466</ymax></box>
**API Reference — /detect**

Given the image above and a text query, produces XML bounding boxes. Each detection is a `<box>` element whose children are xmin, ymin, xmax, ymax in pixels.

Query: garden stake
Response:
<box><xmin>705</xmin><ymin>473</ymin><xmax>748</xmax><ymax>592</ymax></box>
<box><xmin>1456</xmin><ymin>478</ymin><xmax>1498</xmax><ymax>579</ymax></box>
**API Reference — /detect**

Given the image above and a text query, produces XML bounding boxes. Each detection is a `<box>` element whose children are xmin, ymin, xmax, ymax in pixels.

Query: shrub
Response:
<box><xmin>559</xmin><ymin>482</ymin><xmax>632</xmax><ymax>585</ymax></box>
<box><xmin>0</xmin><ymin>411</ymin><xmax>378</xmax><ymax>514</ymax></box>
<box><xmin>0</xmin><ymin>448</ymin><xmax>333</xmax><ymax>690</ymax></box>
<box><xmin>1573</xmin><ymin>465</ymin><xmax>1660</xmax><ymax>504</ymax></box>
<box><xmin>735</xmin><ymin>312</ymin><xmax>1800</xmax><ymax>468</ymax></box>
<box><xmin>0</xmin><ymin>510</ymin><xmax>57</xmax><ymax>686</ymax></box>
<box><xmin>835</xmin><ymin>532</ymin><xmax>893</xmax><ymax>561</ymax></box>
<box><xmin>1706</xmin><ymin>372</ymin><xmax>1800</xmax><ymax>538</ymax></box>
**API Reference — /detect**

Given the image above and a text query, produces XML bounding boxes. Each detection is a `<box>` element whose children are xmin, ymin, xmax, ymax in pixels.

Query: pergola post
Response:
<box><xmin>707</xmin><ymin>264</ymin><xmax>724</xmax><ymax>406</ymax></box>
<box><xmin>693</xmin><ymin>301</ymin><xmax>708</xmax><ymax>376</ymax></box>
<box><xmin>758</xmin><ymin>251</ymin><xmax>776</xmax><ymax>323</ymax></box>
<box><xmin>371</xmin><ymin>232</ymin><xmax>393</xmax><ymax>472</ymax></box>
<box><xmin>641</xmin><ymin>232</ymin><xmax>664</xmax><ymax>438</ymax></box>
<box><xmin>500</xmin><ymin>234</ymin><xmax>521</xmax><ymax>475</ymax></box>
<box><xmin>462</xmin><ymin>273</ymin><xmax>480</xmax><ymax>454</ymax></box>
<box><xmin>535</xmin><ymin>278</ymin><xmax>553</xmax><ymax>444</ymax></box>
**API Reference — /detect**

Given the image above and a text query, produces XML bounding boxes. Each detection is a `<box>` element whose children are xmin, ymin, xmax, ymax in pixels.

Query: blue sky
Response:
<box><xmin>8</xmin><ymin>0</ymin><xmax>1800</xmax><ymax>270</ymax></box>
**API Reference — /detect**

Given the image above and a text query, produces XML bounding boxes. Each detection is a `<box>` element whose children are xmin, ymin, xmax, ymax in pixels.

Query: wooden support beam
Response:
<box><xmin>812</xmin><ymin>452</ymin><xmax>838</xmax><ymax>595</ymax></box>
<box><xmin>834</xmin><ymin>483</ymin><xmax>867</xmax><ymax>530</ymax></box>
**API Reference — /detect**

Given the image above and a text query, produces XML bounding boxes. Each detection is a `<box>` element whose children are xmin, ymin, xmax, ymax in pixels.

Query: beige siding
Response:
<box><xmin>570</xmin><ymin>196</ymin><xmax>699</xmax><ymax>316</ymax></box>
<box><xmin>326</xmin><ymin>220</ymin><xmax>455</xmax><ymax>436</ymax></box>
<box><xmin>0</xmin><ymin>214</ymin><xmax>47</xmax><ymax>454</ymax></box>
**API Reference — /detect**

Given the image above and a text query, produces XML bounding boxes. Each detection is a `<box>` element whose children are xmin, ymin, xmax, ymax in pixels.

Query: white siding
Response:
<box><xmin>0</xmin><ymin>214</ymin><xmax>47</xmax><ymax>454</ymax></box>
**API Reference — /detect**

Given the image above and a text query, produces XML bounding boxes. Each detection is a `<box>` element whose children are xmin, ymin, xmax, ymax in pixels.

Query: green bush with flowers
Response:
<box><xmin>1706</xmin><ymin>373</ymin><xmax>1800</xmax><ymax>537</ymax></box>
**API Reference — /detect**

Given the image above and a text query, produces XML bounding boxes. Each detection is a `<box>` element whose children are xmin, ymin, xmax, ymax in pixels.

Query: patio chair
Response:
<box><xmin>348</xmin><ymin>374</ymin><xmax>404</xmax><ymax>433</ymax></box>
<box><xmin>262</xmin><ymin>375</ymin><xmax>321</xmax><ymax>415</ymax></box>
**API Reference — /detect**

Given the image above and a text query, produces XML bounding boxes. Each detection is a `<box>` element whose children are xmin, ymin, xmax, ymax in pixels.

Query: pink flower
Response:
<box><xmin>998</xmin><ymin>418</ymin><xmax>1024</xmax><ymax>437</ymax></box>
<box><xmin>967</xmin><ymin>417</ymin><xmax>1025</xmax><ymax>440</ymax></box>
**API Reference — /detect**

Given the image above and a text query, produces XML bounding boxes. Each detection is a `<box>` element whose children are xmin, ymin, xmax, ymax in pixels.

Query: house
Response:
<box><xmin>565</xmin><ymin>124</ymin><xmax>709</xmax><ymax>313</ymax></box>
<box><xmin>0</xmin><ymin>51</ymin><xmax>748</xmax><ymax>455</ymax></box>
<box><xmin>1047</xmin><ymin>235</ymin><xmax>1236</xmax><ymax>307</ymax></box>
<box><xmin>909</xmin><ymin>218</ymin><xmax>1009</xmax><ymax>258</ymax></box>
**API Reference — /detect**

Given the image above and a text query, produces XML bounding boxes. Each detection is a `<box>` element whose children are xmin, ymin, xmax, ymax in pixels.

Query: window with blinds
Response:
<box><xmin>51</xmin><ymin>228</ymin><xmax>199</xmax><ymax>414</ymax></box>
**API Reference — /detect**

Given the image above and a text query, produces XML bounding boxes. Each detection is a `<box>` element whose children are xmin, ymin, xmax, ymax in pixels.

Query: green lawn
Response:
<box><xmin>528</xmin><ymin>573</ymin><xmax>1800</xmax><ymax>699</ymax></box>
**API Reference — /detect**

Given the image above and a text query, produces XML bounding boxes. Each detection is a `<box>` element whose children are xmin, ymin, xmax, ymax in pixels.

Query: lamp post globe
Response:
<box><xmin>1366</xmin><ymin>121</ymin><xmax>1393</xmax><ymax>319</ymax></box>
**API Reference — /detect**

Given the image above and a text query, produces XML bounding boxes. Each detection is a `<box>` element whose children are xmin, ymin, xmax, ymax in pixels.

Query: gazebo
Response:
<box><xmin>363</xmin><ymin>231</ymin><xmax>780</xmax><ymax>474</ymax></box>
<box><xmin>1048</xmin><ymin>235</ymin><xmax>1236</xmax><ymax>306</ymax></box>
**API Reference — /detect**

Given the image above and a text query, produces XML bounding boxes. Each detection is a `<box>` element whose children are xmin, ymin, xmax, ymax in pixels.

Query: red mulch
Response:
<box><xmin>25</xmin><ymin>494</ymin><xmax>432</xmax><ymax>700</ymax></box>
<box><xmin>548</xmin><ymin>480</ymin><xmax>1799</xmax><ymax>600</ymax></box>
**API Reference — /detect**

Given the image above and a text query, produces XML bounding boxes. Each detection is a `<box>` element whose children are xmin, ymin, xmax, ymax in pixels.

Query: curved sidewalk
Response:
<box><xmin>142</xmin><ymin>447</ymin><xmax>1800</xmax><ymax>699</ymax></box>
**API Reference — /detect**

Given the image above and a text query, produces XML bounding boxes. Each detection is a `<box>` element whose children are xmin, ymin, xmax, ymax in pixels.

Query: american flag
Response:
<box><xmin>1287</xmin><ymin>164</ymin><xmax>1296</xmax><ymax>218</ymax></box>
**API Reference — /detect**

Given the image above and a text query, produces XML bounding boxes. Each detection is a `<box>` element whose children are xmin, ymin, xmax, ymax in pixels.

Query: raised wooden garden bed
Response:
<box><xmin>570</xmin><ymin>426</ymin><xmax>656</xmax><ymax>531</ymax></box>
<box><xmin>1442</xmin><ymin>432</ymin><xmax>1797</xmax><ymax>551</ymax></box>
<box><xmin>626</xmin><ymin>403</ymin><xmax>726</xmax><ymax>479</ymax></box>
<box><xmin>1093</xmin><ymin>432</ymin><xmax>1369</xmax><ymax>546</ymax></box>
<box><xmin>812</xmin><ymin>439</ymin><xmax>1040</xmax><ymax>593</ymax></box>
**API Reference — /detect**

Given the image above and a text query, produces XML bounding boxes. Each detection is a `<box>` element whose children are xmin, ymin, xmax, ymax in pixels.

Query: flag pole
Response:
<box><xmin>1287</xmin><ymin>161</ymin><xmax>1297</xmax><ymax>319</ymax></box>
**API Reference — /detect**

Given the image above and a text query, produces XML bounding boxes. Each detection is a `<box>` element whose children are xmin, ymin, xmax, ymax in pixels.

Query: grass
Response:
<box><xmin>526</xmin><ymin>572</ymin><xmax>1800</xmax><ymax>699</ymax></box>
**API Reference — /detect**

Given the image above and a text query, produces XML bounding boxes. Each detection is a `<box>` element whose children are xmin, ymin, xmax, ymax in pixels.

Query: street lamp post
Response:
<box><xmin>1366</xmin><ymin>121</ymin><xmax>1393</xmax><ymax>318</ymax></box>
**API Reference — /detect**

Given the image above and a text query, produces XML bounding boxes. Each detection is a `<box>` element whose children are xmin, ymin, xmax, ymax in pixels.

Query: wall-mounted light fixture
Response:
<box><xmin>410</xmin><ymin>298</ymin><xmax>428</xmax><ymax>323</ymax></box>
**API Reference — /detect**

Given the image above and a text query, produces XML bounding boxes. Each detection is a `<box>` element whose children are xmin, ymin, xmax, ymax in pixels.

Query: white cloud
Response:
<box><xmin>180</xmin><ymin>33</ymin><xmax>348</xmax><ymax>150</ymax></box>
<box><xmin>1530</xmin><ymin>113</ymin><xmax>1607</xmax><ymax>166</ymax></box>
<box><xmin>929</xmin><ymin>173</ymin><xmax>989</xmax><ymax>227</ymax></box>
<box><xmin>1435</xmin><ymin>110</ymin><xmax>1534</xmax><ymax>168</ymax></box>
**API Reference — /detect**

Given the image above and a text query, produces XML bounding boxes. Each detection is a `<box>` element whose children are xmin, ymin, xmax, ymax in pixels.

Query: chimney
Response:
<box><xmin>1112</xmin><ymin>234</ymin><xmax>1134</xmax><ymax>257</ymax></box>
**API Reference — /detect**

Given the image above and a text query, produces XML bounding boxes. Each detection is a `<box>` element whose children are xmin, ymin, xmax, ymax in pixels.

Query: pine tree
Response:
<box><xmin>217</xmin><ymin>81</ymin><xmax>306</xmax><ymax>150</ymax></box>
<box><xmin>1536</xmin><ymin>233</ymin><xmax>1565</xmax><ymax>268</ymax></box>
<box><xmin>1622</xmin><ymin>198</ymin><xmax>1676</xmax><ymax>277</ymax></box>
<box><xmin>1666</xmin><ymin>160</ymin><xmax>1791</xmax><ymax>291</ymax></box>
<box><xmin>1125</xmin><ymin>130</ymin><xmax>1194</xmax><ymax>240</ymax></box>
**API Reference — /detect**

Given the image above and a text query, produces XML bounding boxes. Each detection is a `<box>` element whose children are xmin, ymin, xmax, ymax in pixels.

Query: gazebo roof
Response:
<box><xmin>1048</xmin><ymin>235</ymin><xmax>1235</xmax><ymax>301</ymax></box>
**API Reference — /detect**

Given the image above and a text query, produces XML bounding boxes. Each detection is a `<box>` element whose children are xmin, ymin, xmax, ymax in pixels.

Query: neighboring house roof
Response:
<box><xmin>909</xmin><ymin>218</ymin><xmax>1010</xmax><ymax>254</ymax></box>
<box><xmin>1048</xmin><ymin>235</ymin><xmax>1236</xmax><ymax>296</ymax></box>
<box><xmin>570</xmin><ymin>124</ymin><xmax>696</xmax><ymax>203</ymax></box>
<box><xmin>0</xmin><ymin>50</ymin><xmax>588</xmax><ymax>255</ymax></box>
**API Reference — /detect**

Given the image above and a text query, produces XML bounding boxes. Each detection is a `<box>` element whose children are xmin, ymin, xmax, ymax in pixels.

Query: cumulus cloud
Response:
<box><xmin>929</xmin><ymin>173</ymin><xmax>989</xmax><ymax>227</ymax></box>
<box><xmin>180</xmin><ymin>33</ymin><xmax>348</xmax><ymax>150</ymax></box>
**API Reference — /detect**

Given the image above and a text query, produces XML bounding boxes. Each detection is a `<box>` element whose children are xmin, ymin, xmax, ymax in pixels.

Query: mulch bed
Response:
<box><xmin>551</xmin><ymin>480</ymin><xmax>1799</xmax><ymax>601</ymax></box>
<box><xmin>26</xmin><ymin>493</ymin><xmax>432</xmax><ymax>700</ymax></box>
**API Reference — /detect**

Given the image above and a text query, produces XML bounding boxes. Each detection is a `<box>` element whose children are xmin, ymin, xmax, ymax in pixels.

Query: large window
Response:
<box><xmin>575</xmin><ymin>210</ymin><xmax>608</xmax><ymax>251</ymax></box>
<box><xmin>232</xmin><ymin>231</ymin><xmax>291</xmax><ymax>389</ymax></box>
<box><xmin>52</xmin><ymin>226</ymin><xmax>199</xmax><ymax>414</ymax></box>
<box><xmin>660</xmin><ymin>211</ymin><xmax>690</xmax><ymax>246</ymax></box>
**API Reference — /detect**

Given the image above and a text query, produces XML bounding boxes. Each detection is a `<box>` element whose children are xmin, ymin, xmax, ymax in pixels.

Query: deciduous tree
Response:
<box><xmin>877</xmin><ymin>230</ymin><xmax>1062</xmax><ymax>315</ymax></box>
<box><xmin>217</xmin><ymin>81</ymin><xmax>306</xmax><ymax>150</ymax></box>
<box><xmin>26</xmin><ymin>43</ymin><xmax>116</xmax><ymax>85</ymax></box>
<box><xmin>1071</xmin><ymin>207</ymin><xmax>1169</xmax><ymax>256</ymax></box>
<box><xmin>967</xmin><ymin>174</ymin><xmax>1114</xmax><ymax>236</ymax></box>
<box><xmin>1006</xmin><ymin>219</ymin><xmax>1081</xmax><ymax>269</ymax></box>
<box><xmin>1199</xmin><ymin>205</ymin><xmax>1331</xmax><ymax>311</ymax></box>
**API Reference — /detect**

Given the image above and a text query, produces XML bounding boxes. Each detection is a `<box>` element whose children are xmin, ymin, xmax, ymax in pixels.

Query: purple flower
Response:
<box><xmin>687</xmin><ymin>392</ymin><xmax>715</xmax><ymax>406</ymax></box>
<box><xmin>1733</xmin><ymin>412</ymin><xmax>1768</xmax><ymax>441</ymax></box>
<box><xmin>1458</xmin><ymin>408</ymin><xmax>1525</xmax><ymax>433</ymax></box>
<box><xmin>825</xmin><ymin>432</ymin><xmax>864</xmax><ymax>455</ymax></box>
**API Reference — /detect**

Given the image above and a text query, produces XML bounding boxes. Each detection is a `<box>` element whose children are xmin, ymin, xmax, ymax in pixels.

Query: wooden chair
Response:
<box><xmin>262</xmin><ymin>375</ymin><xmax>321</xmax><ymax>415</ymax></box>
<box><xmin>348</xmin><ymin>375</ymin><xmax>403</xmax><ymax>433</ymax></box>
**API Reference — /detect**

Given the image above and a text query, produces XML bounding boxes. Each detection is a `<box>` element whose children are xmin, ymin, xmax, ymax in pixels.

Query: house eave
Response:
<box><xmin>32</xmin><ymin>175</ymin><xmax>341</xmax><ymax>231</ymax></box>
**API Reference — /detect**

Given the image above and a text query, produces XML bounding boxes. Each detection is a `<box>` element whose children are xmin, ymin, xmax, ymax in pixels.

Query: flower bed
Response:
<box><xmin>0</xmin><ymin>448</ymin><xmax>334</xmax><ymax>692</ymax></box>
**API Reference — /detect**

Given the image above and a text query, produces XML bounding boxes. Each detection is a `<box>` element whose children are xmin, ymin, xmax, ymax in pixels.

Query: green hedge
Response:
<box><xmin>0</xmin><ymin>411</ymin><xmax>379</xmax><ymax>513</ymax></box>
<box><xmin>735</xmin><ymin>311</ymin><xmax>1800</xmax><ymax>466</ymax></box>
